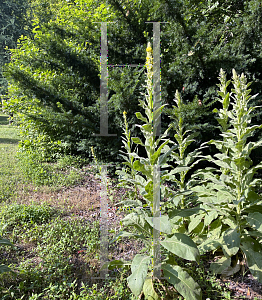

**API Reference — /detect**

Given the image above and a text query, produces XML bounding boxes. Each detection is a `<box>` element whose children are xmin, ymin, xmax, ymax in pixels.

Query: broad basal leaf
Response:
<box><xmin>162</xmin><ymin>264</ymin><xmax>202</xmax><ymax>300</ymax></box>
<box><xmin>221</xmin><ymin>261</ymin><xmax>240</xmax><ymax>277</ymax></box>
<box><xmin>121</xmin><ymin>212</ymin><xmax>151</xmax><ymax>237</ymax></box>
<box><xmin>145</xmin><ymin>215</ymin><xmax>172</xmax><ymax>234</ymax></box>
<box><xmin>210</xmin><ymin>257</ymin><xmax>231</xmax><ymax>274</ymax></box>
<box><xmin>133</xmin><ymin>160</ymin><xmax>151</xmax><ymax>177</ymax></box>
<box><xmin>143</xmin><ymin>276</ymin><xmax>159</xmax><ymax>300</ymax></box>
<box><xmin>160</xmin><ymin>233</ymin><xmax>200</xmax><ymax>262</ymax></box>
<box><xmin>127</xmin><ymin>254</ymin><xmax>151</xmax><ymax>297</ymax></box>
<box><xmin>198</xmin><ymin>239</ymin><xmax>221</xmax><ymax>255</ymax></box>
<box><xmin>223</xmin><ymin>227</ymin><xmax>240</xmax><ymax>256</ymax></box>
<box><xmin>240</xmin><ymin>238</ymin><xmax>262</xmax><ymax>283</ymax></box>
<box><xmin>131</xmin><ymin>137</ymin><xmax>144</xmax><ymax>146</ymax></box>
<box><xmin>110</xmin><ymin>231</ymin><xmax>147</xmax><ymax>244</ymax></box>
<box><xmin>246</xmin><ymin>212</ymin><xmax>262</xmax><ymax>233</ymax></box>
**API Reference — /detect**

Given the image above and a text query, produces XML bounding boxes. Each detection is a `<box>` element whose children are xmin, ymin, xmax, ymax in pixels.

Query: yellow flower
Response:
<box><xmin>123</xmin><ymin>111</ymin><xmax>127</xmax><ymax>115</ymax></box>
<box><xmin>146</xmin><ymin>42</ymin><xmax>153</xmax><ymax>53</ymax></box>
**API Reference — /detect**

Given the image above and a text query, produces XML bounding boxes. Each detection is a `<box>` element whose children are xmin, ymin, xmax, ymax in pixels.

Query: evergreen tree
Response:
<box><xmin>0</xmin><ymin>0</ymin><xmax>32</xmax><ymax>105</ymax></box>
<box><xmin>3</xmin><ymin>0</ymin><xmax>262</xmax><ymax>169</ymax></box>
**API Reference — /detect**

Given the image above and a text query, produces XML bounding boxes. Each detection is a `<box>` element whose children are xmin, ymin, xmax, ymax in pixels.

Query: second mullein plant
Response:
<box><xmin>104</xmin><ymin>43</ymin><xmax>202</xmax><ymax>300</ymax></box>
<box><xmin>191</xmin><ymin>69</ymin><xmax>262</xmax><ymax>281</ymax></box>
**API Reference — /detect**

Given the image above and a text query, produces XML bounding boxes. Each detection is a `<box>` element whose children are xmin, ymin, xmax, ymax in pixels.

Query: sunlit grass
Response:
<box><xmin>0</xmin><ymin>113</ymin><xmax>22</xmax><ymax>201</ymax></box>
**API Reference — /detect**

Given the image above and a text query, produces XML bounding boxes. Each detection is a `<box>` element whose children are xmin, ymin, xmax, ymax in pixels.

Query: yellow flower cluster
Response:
<box><xmin>145</xmin><ymin>42</ymin><xmax>153</xmax><ymax>74</ymax></box>
<box><xmin>146</xmin><ymin>45</ymin><xmax>153</xmax><ymax>53</ymax></box>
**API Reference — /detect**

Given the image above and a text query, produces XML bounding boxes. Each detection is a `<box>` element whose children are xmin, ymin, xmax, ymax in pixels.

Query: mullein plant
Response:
<box><xmin>115</xmin><ymin>110</ymin><xmax>139</xmax><ymax>201</ymax></box>
<box><xmin>191</xmin><ymin>69</ymin><xmax>262</xmax><ymax>281</ymax></box>
<box><xmin>157</xmin><ymin>90</ymin><xmax>209</xmax><ymax>244</ymax></box>
<box><xmin>104</xmin><ymin>43</ymin><xmax>202</xmax><ymax>300</ymax></box>
<box><xmin>166</xmin><ymin>90</ymin><xmax>203</xmax><ymax>210</ymax></box>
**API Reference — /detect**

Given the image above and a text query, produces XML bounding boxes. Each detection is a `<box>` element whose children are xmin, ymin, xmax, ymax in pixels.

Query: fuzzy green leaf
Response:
<box><xmin>145</xmin><ymin>215</ymin><xmax>172</xmax><ymax>234</ymax></box>
<box><xmin>133</xmin><ymin>160</ymin><xmax>151</xmax><ymax>177</ymax></box>
<box><xmin>246</xmin><ymin>212</ymin><xmax>262</xmax><ymax>233</ymax></box>
<box><xmin>204</xmin><ymin>210</ymin><xmax>218</xmax><ymax>227</ymax></box>
<box><xmin>135</xmin><ymin>112</ymin><xmax>147</xmax><ymax>122</ymax></box>
<box><xmin>223</xmin><ymin>228</ymin><xmax>240</xmax><ymax>256</ymax></box>
<box><xmin>0</xmin><ymin>264</ymin><xmax>12</xmax><ymax>274</ymax></box>
<box><xmin>127</xmin><ymin>254</ymin><xmax>151</xmax><ymax>297</ymax></box>
<box><xmin>143</xmin><ymin>277</ymin><xmax>159</xmax><ymax>300</ymax></box>
<box><xmin>0</xmin><ymin>238</ymin><xmax>13</xmax><ymax>247</ymax></box>
<box><xmin>169</xmin><ymin>207</ymin><xmax>205</xmax><ymax>219</ymax></box>
<box><xmin>162</xmin><ymin>264</ymin><xmax>202</xmax><ymax>300</ymax></box>
<box><xmin>131</xmin><ymin>137</ymin><xmax>144</xmax><ymax>146</ymax></box>
<box><xmin>161</xmin><ymin>233</ymin><xmax>200</xmax><ymax>262</ymax></box>
<box><xmin>210</xmin><ymin>257</ymin><xmax>231</xmax><ymax>274</ymax></box>
<box><xmin>240</xmin><ymin>238</ymin><xmax>262</xmax><ymax>282</ymax></box>
<box><xmin>188</xmin><ymin>214</ymin><xmax>203</xmax><ymax>233</ymax></box>
<box><xmin>100</xmin><ymin>260</ymin><xmax>131</xmax><ymax>271</ymax></box>
<box><xmin>198</xmin><ymin>239</ymin><xmax>221</xmax><ymax>255</ymax></box>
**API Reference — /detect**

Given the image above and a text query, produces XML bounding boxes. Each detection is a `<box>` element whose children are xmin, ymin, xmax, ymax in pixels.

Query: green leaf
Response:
<box><xmin>135</xmin><ymin>112</ymin><xmax>147</xmax><ymax>122</ymax></box>
<box><xmin>150</xmin><ymin>139</ymin><xmax>170</xmax><ymax>165</ymax></box>
<box><xmin>240</xmin><ymin>238</ymin><xmax>262</xmax><ymax>282</ymax></box>
<box><xmin>0</xmin><ymin>238</ymin><xmax>13</xmax><ymax>247</ymax></box>
<box><xmin>0</xmin><ymin>264</ymin><xmax>12</xmax><ymax>274</ymax></box>
<box><xmin>188</xmin><ymin>214</ymin><xmax>203</xmax><ymax>233</ymax></box>
<box><xmin>127</xmin><ymin>254</ymin><xmax>151</xmax><ymax>297</ymax></box>
<box><xmin>121</xmin><ymin>212</ymin><xmax>151</xmax><ymax>238</ymax></box>
<box><xmin>131</xmin><ymin>137</ymin><xmax>144</xmax><ymax>146</ymax></box>
<box><xmin>145</xmin><ymin>215</ymin><xmax>172</xmax><ymax>234</ymax></box>
<box><xmin>169</xmin><ymin>207</ymin><xmax>205</xmax><ymax>219</ymax></box>
<box><xmin>160</xmin><ymin>233</ymin><xmax>200</xmax><ymax>262</ymax></box>
<box><xmin>100</xmin><ymin>260</ymin><xmax>131</xmax><ymax>271</ymax></box>
<box><xmin>169</xmin><ymin>166</ymin><xmax>191</xmax><ymax>175</ymax></box>
<box><xmin>162</xmin><ymin>264</ymin><xmax>202</xmax><ymax>300</ymax></box>
<box><xmin>246</xmin><ymin>212</ymin><xmax>262</xmax><ymax>233</ymax></box>
<box><xmin>243</xmin><ymin>204</ymin><xmax>262</xmax><ymax>214</ymax></box>
<box><xmin>210</xmin><ymin>257</ymin><xmax>231</xmax><ymax>274</ymax></box>
<box><xmin>221</xmin><ymin>263</ymin><xmax>240</xmax><ymax>277</ymax></box>
<box><xmin>204</xmin><ymin>210</ymin><xmax>218</xmax><ymax>227</ymax></box>
<box><xmin>133</xmin><ymin>160</ymin><xmax>151</xmax><ymax>177</ymax></box>
<box><xmin>159</xmin><ymin>145</ymin><xmax>178</xmax><ymax>165</ymax></box>
<box><xmin>198</xmin><ymin>239</ymin><xmax>221</xmax><ymax>255</ymax></box>
<box><xmin>223</xmin><ymin>227</ymin><xmax>240</xmax><ymax>256</ymax></box>
<box><xmin>143</xmin><ymin>276</ymin><xmax>159</xmax><ymax>300</ymax></box>
<box><xmin>222</xmin><ymin>215</ymin><xmax>237</xmax><ymax>228</ymax></box>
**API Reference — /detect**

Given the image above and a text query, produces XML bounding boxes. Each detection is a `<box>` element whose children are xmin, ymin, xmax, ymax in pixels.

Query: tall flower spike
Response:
<box><xmin>145</xmin><ymin>42</ymin><xmax>154</xmax><ymax>120</ymax></box>
<box><xmin>146</xmin><ymin>42</ymin><xmax>153</xmax><ymax>84</ymax></box>
<box><xmin>123</xmin><ymin>111</ymin><xmax>128</xmax><ymax>134</ymax></box>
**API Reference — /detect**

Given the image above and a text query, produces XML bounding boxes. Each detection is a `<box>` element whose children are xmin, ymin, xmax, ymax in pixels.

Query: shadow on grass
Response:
<box><xmin>0</xmin><ymin>115</ymin><xmax>9</xmax><ymax>125</ymax></box>
<box><xmin>0</xmin><ymin>138</ymin><xmax>20</xmax><ymax>144</ymax></box>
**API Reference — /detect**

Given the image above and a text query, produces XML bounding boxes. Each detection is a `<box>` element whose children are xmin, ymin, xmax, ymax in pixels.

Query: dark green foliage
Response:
<box><xmin>0</xmin><ymin>0</ymin><xmax>32</xmax><ymax>103</ymax></box>
<box><xmin>3</xmin><ymin>0</ymin><xmax>262</xmax><ymax>168</ymax></box>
